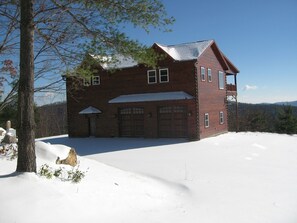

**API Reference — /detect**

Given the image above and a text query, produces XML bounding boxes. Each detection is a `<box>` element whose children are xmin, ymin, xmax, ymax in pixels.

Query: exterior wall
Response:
<box><xmin>66</xmin><ymin>59</ymin><xmax>198</xmax><ymax>138</ymax></box>
<box><xmin>66</xmin><ymin>43</ymin><xmax>234</xmax><ymax>140</ymax></box>
<box><xmin>196</xmin><ymin>45</ymin><xmax>228</xmax><ymax>139</ymax></box>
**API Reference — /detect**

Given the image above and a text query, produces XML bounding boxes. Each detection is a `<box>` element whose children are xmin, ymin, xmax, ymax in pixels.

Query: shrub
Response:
<box><xmin>38</xmin><ymin>164</ymin><xmax>86</xmax><ymax>183</ymax></box>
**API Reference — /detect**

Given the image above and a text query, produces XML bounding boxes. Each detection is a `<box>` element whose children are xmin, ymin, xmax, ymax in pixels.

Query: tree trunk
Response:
<box><xmin>16</xmin><ymin>0</ymin><xmax>36</xmax><ymax>172</ymax></box>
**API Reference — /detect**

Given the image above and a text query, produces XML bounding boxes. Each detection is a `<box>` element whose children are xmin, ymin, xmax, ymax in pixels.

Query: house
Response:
<box><xmin>65</xmin><ymin>40</ymin><xmax>239</xmax><ymax>140</ymax></box>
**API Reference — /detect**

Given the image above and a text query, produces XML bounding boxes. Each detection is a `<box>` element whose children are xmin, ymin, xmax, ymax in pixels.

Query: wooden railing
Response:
<box><xmin>227</xmin><ymin>84</ymin><xmax>237</xmax><ymax>92</ymax></box>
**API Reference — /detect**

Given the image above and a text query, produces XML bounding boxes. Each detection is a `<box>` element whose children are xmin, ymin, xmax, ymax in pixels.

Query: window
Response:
<box><xmin>200</xmin><ymin>67</ymin><xmax>205</xmax><ymax>81</ymax></box>
<box><xmin>159</xmin><ymin>68</ymin><xmax>169</xmax><ymax>83</ymax></box>
<box><xmin>147</xmin><ymin>70</ymin><xmax>157</xmax><ymax>84</ymax></box>
<box><xmin>218</xmin><ymin>71</ymin><xmax>224</xmax><ymax>89</ymax></box>
<box><xmin>83</xmin><ymin>77</ymin><xmax>91</xmax><ymax>86</ymax></box>
<box><xmin>92</xmin><ymin>76</ymin><xmax>100</xmax><ymax>85</ymax></box>
<box><xmin>205</xmin><ymin>113</ymin><xmax>209</xmax><ymax>128</ymax></box>
<box><xmin>219</xmin><ymin>111</ymin><xmax>224</xmax><ymax>124</ymax></box>
<box><xmin>207</xmin><ymin>68</ymin><xmax>212</xmax><ymax>82</ymax></box>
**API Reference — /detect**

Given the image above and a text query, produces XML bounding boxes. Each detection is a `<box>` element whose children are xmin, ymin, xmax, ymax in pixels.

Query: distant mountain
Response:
<box><xmin>274</xmin><ymin>101</ymin><xmax>297</xmax><ymax>107</ymax></box>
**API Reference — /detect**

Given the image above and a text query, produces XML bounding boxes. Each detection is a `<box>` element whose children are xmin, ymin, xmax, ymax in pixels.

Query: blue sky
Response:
<box><xmin>126</xmin><ymin>0</ymin><xmax>297</xmax><ymax>103</ymax></box>
<box><xmin>2</xmin><ymin>0</ymin><xmax>296</xmax><ymax>105</ymax></box>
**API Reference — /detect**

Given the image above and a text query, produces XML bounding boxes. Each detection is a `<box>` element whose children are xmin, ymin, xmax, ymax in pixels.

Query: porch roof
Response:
<box><xmin>79</xmin><ymin>106</ymin><xmax>102</xmax><ymax>114</ymax></box>
<box><xmin>108</xmin><ymin>91</ymin><xmax>194</xmax><ymax>104</ymax></box>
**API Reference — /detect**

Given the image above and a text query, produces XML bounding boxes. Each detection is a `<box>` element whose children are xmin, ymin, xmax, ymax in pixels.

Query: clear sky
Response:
<box><xmin>2</xmin><ymin>0</ymin><xmax>295</xmax><ymax>105</ymax></box>
<box><xmin>126</xmin><ymin>0</ymin><xmax>297</xmax><ymax>104</ymax></box>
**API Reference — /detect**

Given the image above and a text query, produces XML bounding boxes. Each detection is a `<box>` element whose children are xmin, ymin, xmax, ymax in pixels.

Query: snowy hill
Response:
<box><xmin>1</xmin><ymin>132</ymin><xmax>297</xmax><ymax>223</ymax></box>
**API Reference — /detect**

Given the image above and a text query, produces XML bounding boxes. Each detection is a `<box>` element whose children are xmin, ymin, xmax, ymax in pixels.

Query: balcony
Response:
<box><xmin>227</xmin><ymin>84</ymin><xmax>237</xmax><ymax>96</ymax></box>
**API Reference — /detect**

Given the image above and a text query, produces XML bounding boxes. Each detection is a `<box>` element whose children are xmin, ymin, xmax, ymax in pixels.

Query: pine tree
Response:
<box><xmin>276</xmin><ymin>105</ymin><xmax>297</xmax><ymax>134</ymax></box>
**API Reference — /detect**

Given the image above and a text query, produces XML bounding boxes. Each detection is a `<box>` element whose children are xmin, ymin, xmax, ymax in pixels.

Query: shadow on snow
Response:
<box><xmin>39</xmin><ymin>136</ymin><xmax>187</xmax><ymax>156</ymax></box>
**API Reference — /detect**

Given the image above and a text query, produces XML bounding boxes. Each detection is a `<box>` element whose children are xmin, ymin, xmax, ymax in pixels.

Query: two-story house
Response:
<box><xmin>65</xmin><ymin>39</ymin><xmax>239</xmax><ymax>140</ymax></box>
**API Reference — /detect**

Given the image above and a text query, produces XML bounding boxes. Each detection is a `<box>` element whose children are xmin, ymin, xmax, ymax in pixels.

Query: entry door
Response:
<box><xmin>89</xmin><ymin>115</ymin><xmax>97</xmax><ymax>136</ymax></box>
<box><xmin>158</xmin><ymin>106</ymin><xmax>187</xmax><ymax>138</ymax></box>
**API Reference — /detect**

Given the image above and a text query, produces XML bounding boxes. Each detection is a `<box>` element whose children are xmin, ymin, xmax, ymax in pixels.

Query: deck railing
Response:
<box><xmin>227</xmin><ymin>84</ymin><xmax>237</xmax><ymax>92</ymax></box>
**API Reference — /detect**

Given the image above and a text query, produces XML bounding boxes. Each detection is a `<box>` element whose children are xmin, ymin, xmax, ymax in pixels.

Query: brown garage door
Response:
<box><xmin>119</xmin><ymin>107</ymin><xmax>144</xmax><ymax>137</ymax></box>
<box><xmin>158</xmin><ymin>106</ymin><xmax>187</xmax><ymax>138</ymax></box>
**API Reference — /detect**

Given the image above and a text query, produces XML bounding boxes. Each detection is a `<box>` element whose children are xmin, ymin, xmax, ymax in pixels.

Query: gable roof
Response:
<box><xmin>154</xmin><ymin>40</ymin><xmax>213</xmax><ymax>61</ymax></box>
<box><xmin>90</xmin><ymin>39</ymin><xmax>238</xmax><ymax>74</ymax></box>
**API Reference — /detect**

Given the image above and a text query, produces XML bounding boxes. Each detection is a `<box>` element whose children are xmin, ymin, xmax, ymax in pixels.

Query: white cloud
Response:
<box><xmin>44</xmin><ymin>92</ymin><xmax>56</xmax><ymax>98</ymax></box>
<box><xmin>243</xmin><ymin>85</ymin><xmax>258</xmax><ymax>91</ymax></box>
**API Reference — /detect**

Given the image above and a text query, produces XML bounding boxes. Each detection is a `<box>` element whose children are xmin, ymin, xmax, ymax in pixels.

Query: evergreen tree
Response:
<box><xmin>276</xmin><ymin>105</ymin><xmax>297</xmax><ymax>134</ymax></box>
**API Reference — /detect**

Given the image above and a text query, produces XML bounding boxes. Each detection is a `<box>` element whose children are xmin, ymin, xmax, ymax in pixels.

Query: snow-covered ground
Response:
<box><xmin>1</xmin><ymin>132</ymin><xmax>297</xmax><ymax>223</ymax></box>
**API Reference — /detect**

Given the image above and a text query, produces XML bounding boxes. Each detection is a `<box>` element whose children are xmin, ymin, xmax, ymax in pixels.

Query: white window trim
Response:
<box><xmin>219</xmin><ymin>111</ymin><xmax>224</xmax><ymax>124</ymax></box>
<box><xmin>92</xmin><ymin>76</ymin><xmax>100</xmax><ymax>85</ymax></box>
<box><xmin>218</xmin><ymin>71</ymin><xmax>224</xmax><ymax>89</ymax></box>
<box><xmin>83</xmin><ymin>77</ymin><xmax>91</xmax><ymax>86</ymax></box>
<box><xmin>207</xmin><ymin>68</ymin><xmax>212</xmax><ymax>82</ymax></box>
<box><xmin>147</xmin><ymin>70</ymin><xmax>157</xmax><ymax>84</ymax></box>
<box><xmin>205</xmin><ymin>113</ymin><xmax>209</xmax><ymax>128</ymax></box>
<box><xmin>201</xmin><ymin>66</ymin><xmax>205</xmax><ymax>81</ymax></box>
<box><xmin>159</xmin><ymin>68</ymin><xmax>169</xmax><ymax>83</ymax></box>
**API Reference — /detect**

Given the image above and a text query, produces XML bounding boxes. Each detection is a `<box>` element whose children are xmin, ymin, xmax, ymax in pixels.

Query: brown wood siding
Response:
<box><xmin>66</xmin><ymin>42</ymin><xmax>235</xmax><ymax>140</ymax></box>
<box><xmin>66</xmin><ymin>60</ymin><xmax>198</xmax><ymax>138</ymax></box>
<box><xmin>196</xmin><ymin>46</ymin><xmax>228</xmax><ymax>139</ymax></box>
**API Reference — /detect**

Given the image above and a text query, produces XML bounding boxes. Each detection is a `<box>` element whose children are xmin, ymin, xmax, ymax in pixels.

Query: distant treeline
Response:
<box><xmin>0</xmin><ymin>102</ymin><xmax>67</xmax><ymax>138</ymax></box>
<box><xmin>1</xmin><ymin>101</ymin><xmax>296</xmax><ymax>138</ymax></box>
<box><xmin>228</xmin><ymin>102</ymin><xmax>297</xmax><ymax>134</ymax></box>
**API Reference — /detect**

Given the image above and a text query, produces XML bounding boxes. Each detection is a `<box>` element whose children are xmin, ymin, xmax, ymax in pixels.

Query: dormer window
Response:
<box><xmin>147</xmin><ymin>70</ymin><xmax>157</xmax><ymax>84</ymax></box>
<box><xmin>159</xmin><ymin>68</ymin><xmax>169</xmax><ymax>83</ymax></box>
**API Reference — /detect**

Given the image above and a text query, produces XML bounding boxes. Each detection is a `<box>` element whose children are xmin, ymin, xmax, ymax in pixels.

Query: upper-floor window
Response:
<box><xmin>218</xmin><ymin>71</ymin><xmax>224</xmax><ymax>89</ymax></box>
<box><xmin>83</xmin><ymin>76</ymin><xmax>100</xmax><ymax>86</ymax></box>
<box><xmin>207</xmin><ymin>68</ymin><xmax>212</xmax><ymax>82</ymax></box>
<box><xmin>200</xmin><ymin>67</ymin><xmax>205</xmax><ymax>81</ymax></box>
<box><xmin>92</xmin><ymin>76</ymin><xmax>100</xmax><ymax>85</ymax></box>
<box><xmin>205</xmin><ymin>113</ymin><xmax>209</xmax><ymax>128</ymax></box>
<box><xmin>83</xmin><ymin>77</ymin><xmax>91</xmax><ymax>86</ymax></box>
<box><xmin>219</xmin><ymin>111</ymin><xmax>224</xmax><ymax>124</ymax></box>
<box><xmin>159</xmin><ymin>68</ymin><xmax>169</xmax><ymax>83</ymax></box>
<box><xmin>147</xmin><ymin>70</ymin><xmax>157</xmax><ymax>84</ymax></box>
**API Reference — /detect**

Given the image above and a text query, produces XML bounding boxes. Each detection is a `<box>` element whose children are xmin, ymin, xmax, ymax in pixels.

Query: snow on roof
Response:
<box><xmin>156</xmin><ymin>40</ymin><xmax>213</xmax><ymax>61</ymax></box>
<box><xmin>91</xmin><ymin>54</ymin><xmax>138</xmax><ymax>70</ymax></box>
<box><xmin>79</xmin><ymin>106</ymin><xmax>102</xmax><ymax>115</ymax></box>
<box><xmin>91</xmin><ymin>40</ymin><xmax>213</xmax><ymax>69</ymax></box>
<box><xmin>108</xmin><ymin>91</ymin><xmax>194</xmax><ymax>103</ymax></box>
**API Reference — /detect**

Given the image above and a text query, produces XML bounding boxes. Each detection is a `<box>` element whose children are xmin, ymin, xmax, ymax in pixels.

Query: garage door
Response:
<box><xmin>158</xmin><ymin>106</ymin><xmax>187</xmax><ymax>138</ymax></box>
<box><xmin>119</xmin><ymin>107</ymin><xmax>144</xmax><ymax>137</ymax></box>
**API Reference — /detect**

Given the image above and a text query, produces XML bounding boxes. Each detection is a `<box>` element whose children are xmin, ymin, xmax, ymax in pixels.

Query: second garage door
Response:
<box><xmin>158</xmin><ymin>106</ymin><xmax>188</xmax><ymax>138</ymax></box>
